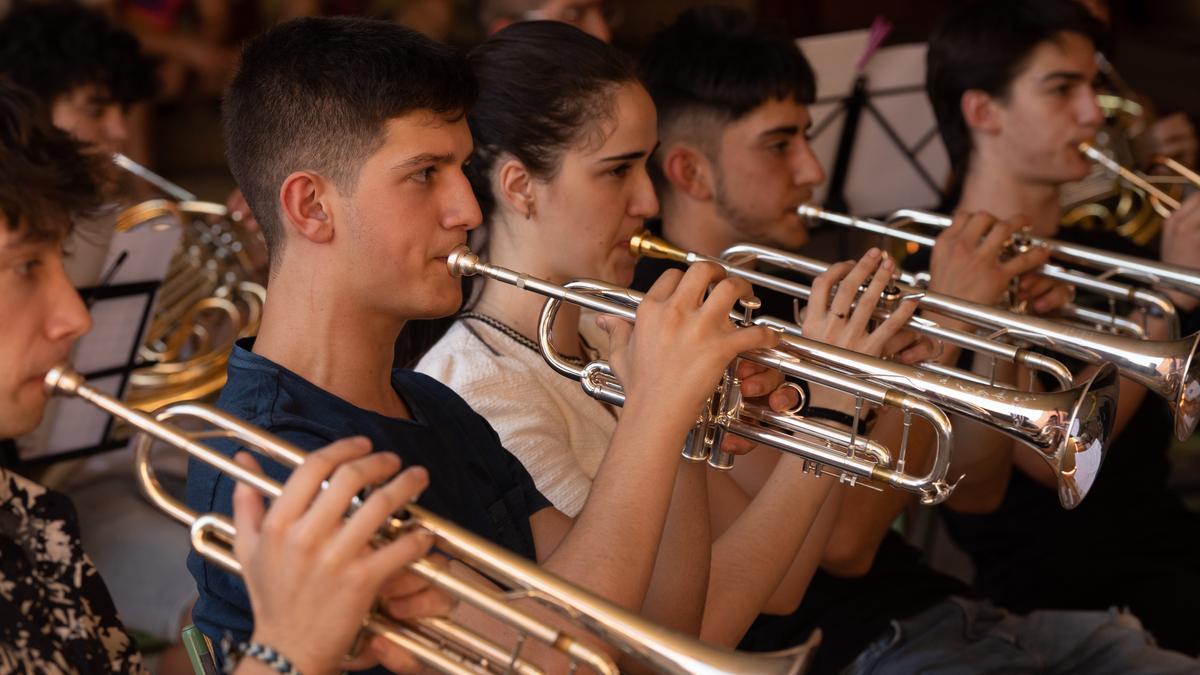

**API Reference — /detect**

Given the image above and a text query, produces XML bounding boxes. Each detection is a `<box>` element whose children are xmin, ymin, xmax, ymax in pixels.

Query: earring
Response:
<box><xmin>525</xmin><ymin>200</ymin><xmax>536</xmax><ymax>220</ymax></box>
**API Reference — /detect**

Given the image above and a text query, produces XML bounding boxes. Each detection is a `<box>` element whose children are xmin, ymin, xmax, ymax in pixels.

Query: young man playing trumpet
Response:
<box><xmin>188</xmin><ymin>15</ymin><xmax>788</xmax><ymax>672</ymax></box>
<box><xmin>635</xmin><ymin>6</ymin><xmax>1197</xmax><ymax>673</ymax></box>
<box><xmin>0</xmin><ymin>79</ymin><xmax>445</xmax><ymax>675</ymax></box>
<box><xmin>925</xmin><ymin>0</ymin><xmax>1200</xmax><ymax>656</ymax></box>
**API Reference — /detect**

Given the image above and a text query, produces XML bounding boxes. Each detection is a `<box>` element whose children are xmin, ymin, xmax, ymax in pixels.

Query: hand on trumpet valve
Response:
<box><xmin>802</xmin><ymin>249</ymin><xmax>921</xmax><ymax>413</ymax></box>
<box><xmin>595</xmin><ymin>261</ymin><xmax>780</xmax><ymax>451</ymax></box>
<box><xmin>1015</xmin><ymin>273</ymin><xmax>1076</xmax><ymax>316</ymax></box>
<box><xmin>1160</xmin><ymin>194</ymin><xmax>1200</xmax><ymax>312</ymax></box>
<box><xmin>233</xmin><ymin>437</ymin><xmax>449</xmax><ymax>675</ymax></box>
<box><xmin>928</xmin><ymin>211</ymin><xmax>1050</xmax><ymax>312</ymax></box>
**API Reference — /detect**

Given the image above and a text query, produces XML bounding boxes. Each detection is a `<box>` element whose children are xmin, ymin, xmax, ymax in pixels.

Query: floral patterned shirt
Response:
<box><xmin>1</xmin><ymin>470</ymin><xmax>146</xmax><ymax>674</ymax></box>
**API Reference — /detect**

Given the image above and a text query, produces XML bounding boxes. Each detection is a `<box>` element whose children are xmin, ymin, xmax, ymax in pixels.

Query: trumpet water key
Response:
<box><xmin>44</xmin><ymin>365</ymin><xmax>815</xmax><ymax>675</ymax></box>
<box><xmin>628</xmin><ymin>233</ymin><xmax>1120</xmax><ymax>509</ymax></box>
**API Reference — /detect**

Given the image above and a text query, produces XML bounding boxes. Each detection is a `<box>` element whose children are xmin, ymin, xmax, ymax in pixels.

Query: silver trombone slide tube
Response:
<box><xmin>113</xmin><ymin>153</ymin><xmax>198</xmax><ymax>202</ymax></box>
<box><xmin>801</xmin><ymin>205</ymin><xmax>1200</xmax><ymax>441</ymax></box>
<box><xmin>888</xmin><ymin>205</ymin><xmax>1200</xmax><ymax>301</ymax></box>
<box><xmin>447</xmin><ymin>247</ymin><xmax>958</xmax><ymax>504</ymax></box>
<box><xmin>46</xmin><ymin>366</ymin><xmax>815</xmax><ymax>675</ymax></box>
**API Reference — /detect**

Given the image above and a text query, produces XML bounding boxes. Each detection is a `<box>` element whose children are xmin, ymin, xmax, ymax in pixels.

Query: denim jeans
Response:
<box><xmin>846</xmin><ymin>596</ymin><xmax>1199</xmax><ymax>674</ymax></box>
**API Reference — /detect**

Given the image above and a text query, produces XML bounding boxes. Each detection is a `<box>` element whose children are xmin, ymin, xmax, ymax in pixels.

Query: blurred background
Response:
<box><xmin>3</xmin><ymin>0</ymin><xmax>1187</xmax><ymax>203</ymax></box>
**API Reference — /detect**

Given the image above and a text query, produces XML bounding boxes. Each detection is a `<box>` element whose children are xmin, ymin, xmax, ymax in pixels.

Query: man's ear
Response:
<box><xmin>962</xmin><ymin>89</ymin><xmax>1002</xmax><ymax>135</ymax></box>
<box><xmin>496</xmin><ymin>157</ymin><xmax>535</xmax><ymax>218</ymax></box>
<box><xmin>661</xmin><ymin>143</ymin><xmax>714</xmax><ymax>202</ymax></box>
<box><xmin>279</xmin><ymin>171</ymin><xmax>335</xmax><ymax>245</ymax></box>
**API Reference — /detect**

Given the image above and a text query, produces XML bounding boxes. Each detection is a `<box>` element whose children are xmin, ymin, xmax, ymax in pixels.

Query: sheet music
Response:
<box><xmin>74</xmin><ymin>294</ymin><xmax>154</xmax><ymax>373</ymax></box>
<box><xmin>799</xmin><ymin>30</ymin><xmax>951</xmax><ymax>215</ymax></box>
<box><xmin>105</xmin><ymin>210</ymin><xmax>184</xmax><ymax>284</ymax></box>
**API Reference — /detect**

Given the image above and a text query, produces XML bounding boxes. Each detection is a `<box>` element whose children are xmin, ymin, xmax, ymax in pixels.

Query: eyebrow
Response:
<box><xmin>599</xmin><ymin>142</ymin><xmax>660</xmax><ymax>163</ymax></box>
<box><xmin>392</xmin><ymin>152</ymin><xmax>457</xmax><ymax>171</ymax></box>
<box><xmin>759</xmin><ymin>125</ymin><xmax>801</xmax><ymax>139</ymax></box>
<box><xmin>1040</xmin><ymin>70</ymin><xmax>1088</xmax><ymax>84</ymax></box>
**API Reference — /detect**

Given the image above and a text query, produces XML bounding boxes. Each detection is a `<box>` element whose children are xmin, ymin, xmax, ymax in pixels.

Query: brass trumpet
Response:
<box><xmin>627</xmin><ymin>234</ymin><xmax>1120</xmax><ymax>509</ymax></box>
<box><xmin>45</xmin><ymin>365</ymin><xmax>814</xmax><ymax>675</ymax></box>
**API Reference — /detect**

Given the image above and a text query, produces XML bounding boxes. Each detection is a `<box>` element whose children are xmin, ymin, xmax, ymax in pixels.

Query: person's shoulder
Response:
<box><xmin>416</xmin><ymin>321</ymin><xmax>543</xmax><ymax>394</ymax></box>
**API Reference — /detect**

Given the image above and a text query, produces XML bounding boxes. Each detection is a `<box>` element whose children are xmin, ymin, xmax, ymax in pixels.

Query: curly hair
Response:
<box><xmin>0</xmin><ymin>1</ymin><xmax>157</xmax><ymax>107</ymax></box>
<box><xmin>0</xmin><ymin>80</ymin><xmax>102</xmax><ymax>242</ymax></box>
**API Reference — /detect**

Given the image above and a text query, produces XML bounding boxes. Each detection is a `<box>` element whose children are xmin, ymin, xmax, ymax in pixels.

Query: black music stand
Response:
<box><xmin>6</xmin><ymin>280</ymin><xmax>159</xmax><ymax>468</ymax></box>
<box><xmin>798</xmin><ymin>30</ymin><xmax>951</xmax><ymax>257</ymax></box>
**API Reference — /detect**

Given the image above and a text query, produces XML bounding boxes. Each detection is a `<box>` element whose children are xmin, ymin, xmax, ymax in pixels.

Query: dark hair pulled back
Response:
<box><xmin>464</xmin><ymin>21</ymin><xmax>638</xmax><ymax>224</ymax></box>
<box><xmin>395</xmin><ymin>21</ymin><xmax>638</xmax><ymax>368</ymax></box>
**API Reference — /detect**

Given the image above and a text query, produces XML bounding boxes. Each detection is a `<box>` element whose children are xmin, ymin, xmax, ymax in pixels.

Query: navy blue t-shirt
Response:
<box><xmin>185</xmin><ymin>339</ymin><xmax>552</xmax><ymax>667</ymax></box>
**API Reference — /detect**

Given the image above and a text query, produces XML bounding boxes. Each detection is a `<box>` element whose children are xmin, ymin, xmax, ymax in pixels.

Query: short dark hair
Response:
<box><xmin>639</xmin><ymin>6</ymin><xmax>816</xmax><ymax>188</ymax></box>
<box><xmin>0</xmin><ymin>80</ymin><xmax>101</xmax><ymax>242</ymax></box>
<box><xmin>223</xmin><ymin>16</ymin><xmax>477</xmax><ymax>268</ymax></box>
<box><xmin>927</xmin><ymin>0</ymin><xmax>1107</xmax><ymax>183</ymax></box>
<box><xmin>466</xmin><ymin>21</ymin><xmax>637</xmax><ymax>223</ymax></box>
<box><xmin>0</xmin><ymin>1</ymin><xmax>157</xmax><ymax>107</ymax></box>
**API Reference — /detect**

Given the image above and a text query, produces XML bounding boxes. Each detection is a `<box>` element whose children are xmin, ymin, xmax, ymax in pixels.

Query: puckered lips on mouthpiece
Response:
<box><xmin>43</xmin><ymin>364</ymin><xmax>83</xmax><ymax>397</ymax></box>
<box><xmin>447</xmin><ymin>245</ymin><xmax>481</xmax><ymax>278</ymax></box>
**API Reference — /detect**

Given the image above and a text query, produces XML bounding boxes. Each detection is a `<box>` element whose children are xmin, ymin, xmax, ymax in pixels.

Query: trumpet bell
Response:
<box><xmin>1054</xmin><ymin>364</ymin><xmax>1119</xmax><ymax>509</ymax></box>
<box><xmin>1169</xmin><ymin>334</ymin><xmax>1200</xmax><ymax>442</ymax></box>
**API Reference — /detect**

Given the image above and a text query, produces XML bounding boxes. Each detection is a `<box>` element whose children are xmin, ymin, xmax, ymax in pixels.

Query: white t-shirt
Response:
<box><xmin>416</xmin><ymin>319</ymin><xmax>616</xmax><ymax>517</ymax></box>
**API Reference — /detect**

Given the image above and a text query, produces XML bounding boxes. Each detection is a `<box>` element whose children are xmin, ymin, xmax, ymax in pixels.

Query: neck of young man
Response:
<box><xmin>252</xmin><ymin>264</ymin><xmax>411</xmax><ymax>419</ymax></box>
<box><xmin>659</xmin><ymin>192</ymin><xmax>744</xmax><ymax>259</ymax></box>
<box><xmin>470</xmin><ymin>218</ymin><xmax>586</xmax><ymax>360</ymax></box>
<box><xmin>958</xmin><ymin>151</ymin><xmax>1064</xmax><ymax>237</ymax></box>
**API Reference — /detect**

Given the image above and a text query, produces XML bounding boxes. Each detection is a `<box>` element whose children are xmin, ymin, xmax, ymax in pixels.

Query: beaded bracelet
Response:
<box><xmin>220</xmin><ymin>634</ymin><xmax>302</xmax><ymax>675</ymax></box>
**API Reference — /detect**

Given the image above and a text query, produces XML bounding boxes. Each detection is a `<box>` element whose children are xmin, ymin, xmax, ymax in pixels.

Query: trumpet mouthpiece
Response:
<box><xmin>796</xmin><ymin>204</ymin><xmax>821</xmax><ymax>219</ymax></box>
<box><xmin>629</xmin><ymin>231</ymin><xmax>688</xmax><ymax>262</ymax></box>
<box><xmin>447</xmin><ymin>245</ymin><xmax>480</xmax><ymax>278</ymax></box>
<box><xmin>44</xmin><ymin>364</ymin><xmax>83</xmax><ymax>397</ymax></box>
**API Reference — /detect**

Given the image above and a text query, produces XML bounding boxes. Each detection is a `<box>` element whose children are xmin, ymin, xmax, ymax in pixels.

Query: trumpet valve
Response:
<box><xmin>736</xmin><ymin>296</ymin><xmax>761</xmax><ymax>327</ymax></box>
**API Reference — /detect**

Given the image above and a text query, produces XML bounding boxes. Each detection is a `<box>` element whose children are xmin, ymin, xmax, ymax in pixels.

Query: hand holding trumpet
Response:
<box><xmin>232</xmin><ymin>438</ymin><xmax>454</xmax><ymax>675</ymax></box>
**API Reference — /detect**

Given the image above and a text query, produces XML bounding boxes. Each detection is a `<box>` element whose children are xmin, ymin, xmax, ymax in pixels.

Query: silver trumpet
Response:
<box><xmin>889</xmin><ymin>205</ymin><xmax>1198</xmax><ymax>332</ymax></box>
<box><xmin>626</xmin><ymin>234</ymin><xmax>1120</xmax><ymax>509</ymax></box>
<box><xmin>800</xmin><ymin>205</ymin><xmax>1199</xmax><ymax>441</ymax></box>
<box><xmin>809</xmin><ymin>205</ymin><xmax>1187</xmax><ymax>339</ymax></box>
<box><xmin>44</xmin><ymin>365</ymin><xmax>816</xmax><ymax>675</ymax></box>
<box><xmin>450</xmin><ymin>247</ymin><xmax>970</xmax><ymax>506</ymax></box>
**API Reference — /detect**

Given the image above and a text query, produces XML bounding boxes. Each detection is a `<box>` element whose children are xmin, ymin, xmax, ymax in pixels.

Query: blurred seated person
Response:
<box><xmin>478</xmin><ymin>0</ymin><xmax>616</xmax><ymax>41</ymax></box>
